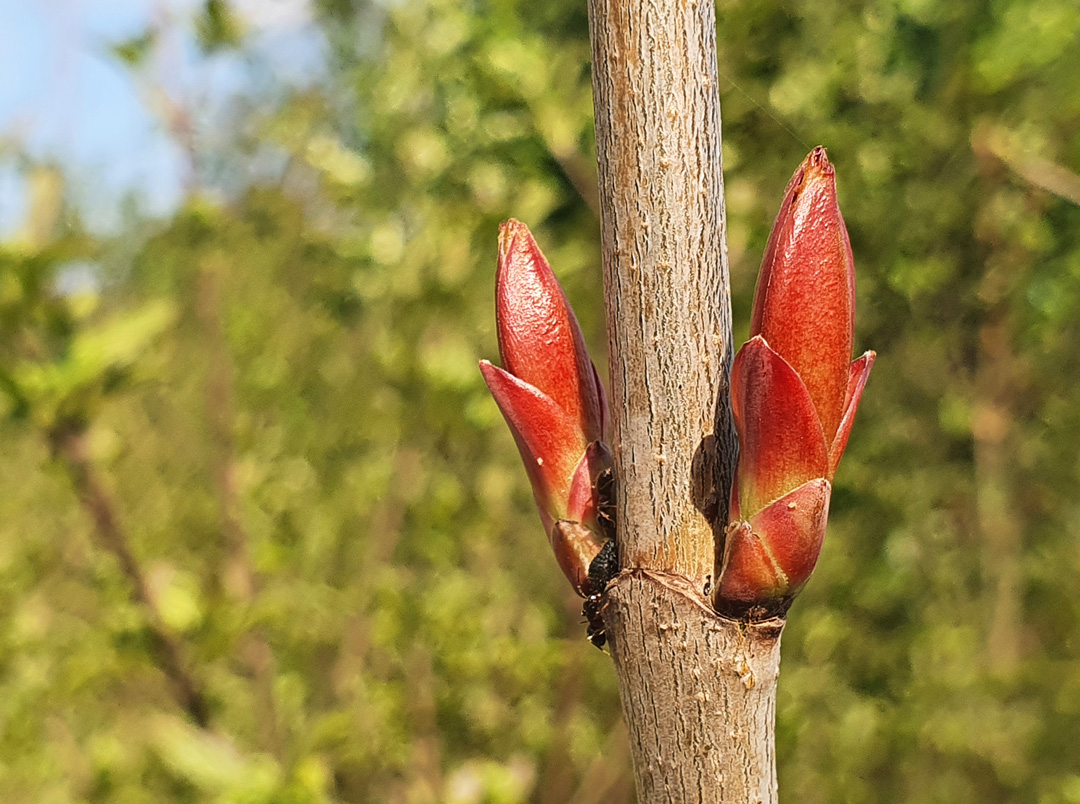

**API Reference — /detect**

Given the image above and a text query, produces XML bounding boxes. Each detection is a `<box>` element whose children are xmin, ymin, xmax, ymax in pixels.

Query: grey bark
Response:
<box><xmin>586</xmin><ymin>0</ymin><xmax>783</xmax><ymax>801</ymax></box>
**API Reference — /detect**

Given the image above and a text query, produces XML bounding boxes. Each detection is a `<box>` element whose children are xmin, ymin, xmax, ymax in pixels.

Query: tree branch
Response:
<box><xmin>587</xmin><ymin>0</ymin><xmax>780</xmax><ymax>800</ymax></box>
<box><xmin>51</xmin><ymin>424</ymin><xmax>212</xmax><ymax>728</ymax></box>
<box><xmin>605</xmin><ymin>573</ymin><xmax>780</xmax><ymax>803</ymax></box>
<box><xmin>588</xmin><ymin>0</ymin><xmax>735</xmax><ymax>582</ymax></box>
<box><xmin>197</xmin><ymin>255</ymin><xmax>284</xmax><ymax>756</ymax></box>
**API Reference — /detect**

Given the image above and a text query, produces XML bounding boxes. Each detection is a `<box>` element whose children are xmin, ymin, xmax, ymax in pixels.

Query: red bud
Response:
<box><xmin>481</xmin><ymin>221</ymin><xmax>611</xmax><ymax>596</ymax></box>
<box><xmin>496</xmin><ymin>220</ymin><xmax>605</xmax><ymax>443</ymax></box>
<box><xmin>751</xmin><ymin>147</ymin><xmax>855</xmax><ymax>444</ymax></box>
<box><xmin>718</xmin><ymin>149</ymin><xmax>874</xmax><ymax>613</ymax></box>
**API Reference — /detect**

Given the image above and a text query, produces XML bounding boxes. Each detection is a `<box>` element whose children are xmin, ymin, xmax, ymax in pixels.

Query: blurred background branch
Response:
<box><xmin>49</xmin><ymin>422</ymin><xmax>212</xmax><ymax>728</ymax></box>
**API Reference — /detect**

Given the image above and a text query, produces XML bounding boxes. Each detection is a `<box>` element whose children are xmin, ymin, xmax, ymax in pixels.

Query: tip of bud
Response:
<box><xmin>500</xmin><ymin>218</ymin><xmax>528</xmax><ymax>233</ymax></box>
<box><xmin>783</xmin><ymin>146</ymin><xmax>835</xmax><ymax>208</ymax></box>
<box><xmin>498</xmin><ymin>219</ymin><xmax>529</xmax><ymax>260</ymax></box>
<box><xmin>804</xmin><ymin>146</ymin><xmax>835</xmax><ymax>185</ymax></box>
<box><xmin>808</xmin><ymin>145</ymin><xmax>831</xmax><ymax>170</ymax></box>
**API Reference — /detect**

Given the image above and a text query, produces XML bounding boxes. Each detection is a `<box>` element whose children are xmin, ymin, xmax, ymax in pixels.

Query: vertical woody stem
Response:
<box><xmin>587</xmin><ymin>1</ymin><xmax>781</xmax><ymax>801</ymax></box>
<box><xmin>588</xmin><ymin>0</ymin><xmax>734</xmax><ymax>583</ymax></box>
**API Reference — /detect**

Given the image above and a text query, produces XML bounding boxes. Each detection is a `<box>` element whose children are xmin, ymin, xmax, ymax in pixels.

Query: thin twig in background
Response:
<box><xmin>974</xmin><ymin>123</ymin><xmax>1080</xmax><ymax>206</ymax></box>
<box><xmin>548</xmin><ymin>145</ymin><xmax>601</xmax><ymax>217</ymax></box>
<box><xmin>198</xmin><ymin>256</ymin><xmax>284</xmax><ymax>758</ymax></box>
<box><xmin>50</xmin><ymin>424</ymin><xmax>212</xmax><ymax>728</ymax></box>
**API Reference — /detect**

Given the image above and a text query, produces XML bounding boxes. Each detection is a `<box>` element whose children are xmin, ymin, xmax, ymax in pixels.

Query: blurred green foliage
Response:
<box><xmin>1</xmin><ymin>0</ymin><xmax>1080</xmax><ymax>802</ymax></box>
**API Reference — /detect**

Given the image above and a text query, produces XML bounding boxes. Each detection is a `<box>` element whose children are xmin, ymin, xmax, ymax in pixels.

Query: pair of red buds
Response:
<box><xmin>480</xmin><ymin>148</ymin><xmax>874</xmax><ymax>614</ymax></box>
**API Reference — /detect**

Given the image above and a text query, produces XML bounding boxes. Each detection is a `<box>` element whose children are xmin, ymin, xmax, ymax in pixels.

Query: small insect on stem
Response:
<box><xmin>583</xmin><ymin>467</ymin><xmax>618</xmax><ymax>649</ymax></box>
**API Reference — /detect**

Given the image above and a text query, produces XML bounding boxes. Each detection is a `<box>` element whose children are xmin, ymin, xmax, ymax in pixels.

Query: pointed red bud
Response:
<box><xmin>718</xmin><ymin>150</ymin><xmax>874</xmax><ymax>612</ymax></box>
<box><xmin>481</xmin><ymin>221</ymin><xmax>611</xmax><ymax>596</ymax></box>
<box><xmin>496</xmin><ymin>220</ymin><xmax>605</xmax><ymax>443</ymax></box>
<box><xmin>751</xmin><ymin>147</ymin><xmax>855</xmax><ymax>444</ymax></box>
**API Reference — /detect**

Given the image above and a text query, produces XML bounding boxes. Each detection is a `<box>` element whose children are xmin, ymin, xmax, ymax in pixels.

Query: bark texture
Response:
<box><xmin>588</xmin><ymin>0</ymin><xmax>734</xmax><ymax>586</ymax></box>
<box><xmin>587</xmin><ymin>0</ymin><xmax>781</xmax><ymax>801</ymax></box>
<box><xmin>606</xmin><ymin>573</ymin><xmax>781</xmax><ymax>803</ymax></box>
